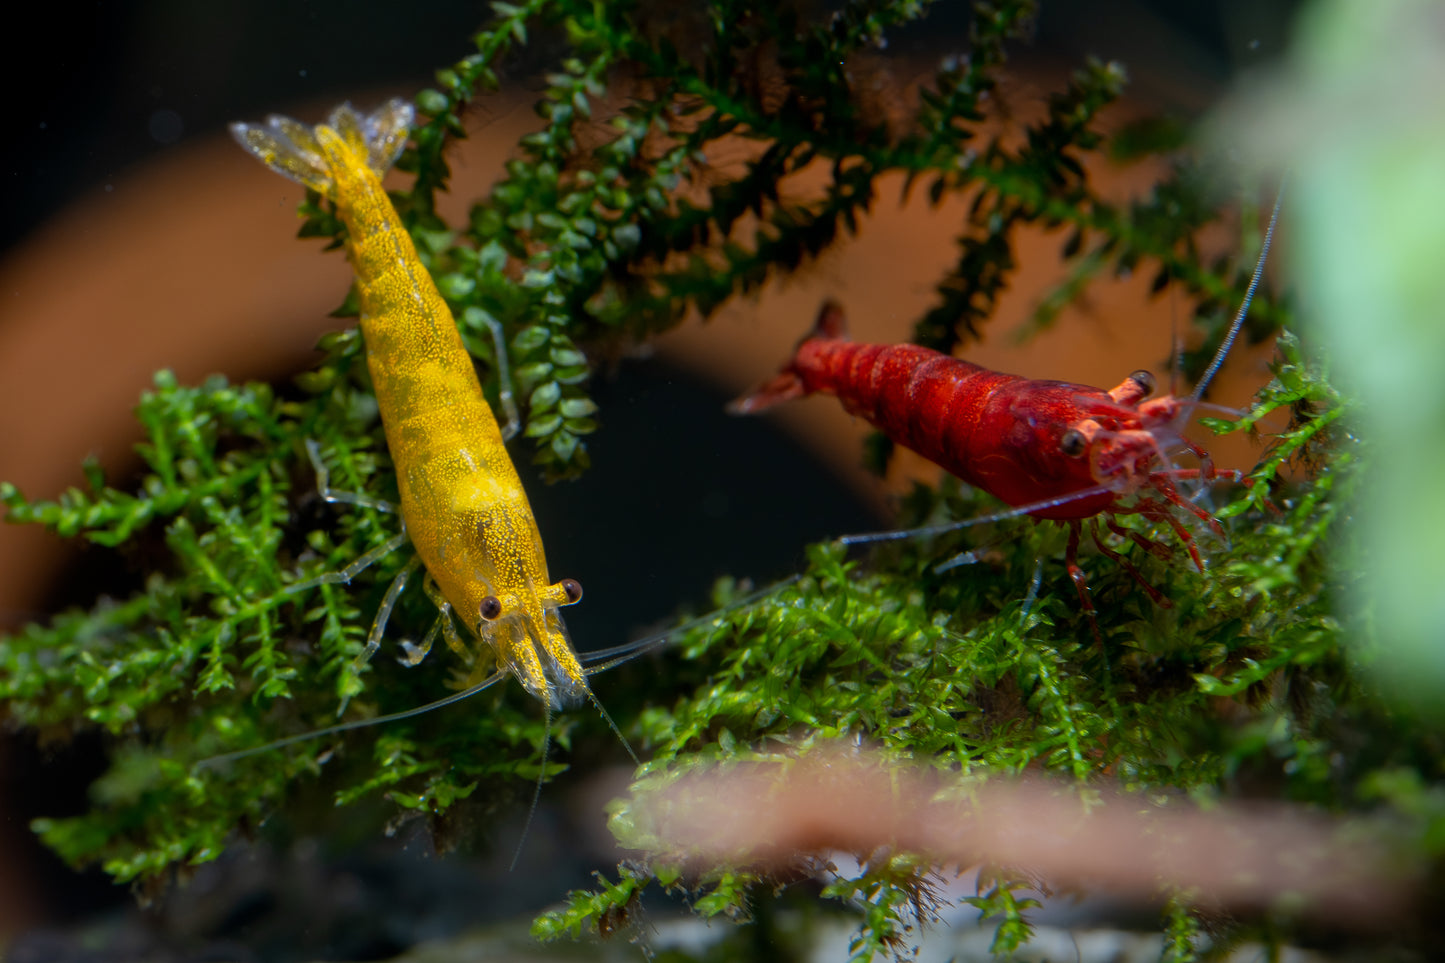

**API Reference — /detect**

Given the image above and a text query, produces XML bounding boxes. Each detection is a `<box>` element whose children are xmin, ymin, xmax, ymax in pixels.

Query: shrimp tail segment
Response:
<box><xmin>727</xmin><ymin>300</ymin><xmax>848</xmax><ymax>414</ymax></box>
<box><xmin>229</xmin><ymin>99</ymin><xmax>415</xmax><ymax>200</ymax></box>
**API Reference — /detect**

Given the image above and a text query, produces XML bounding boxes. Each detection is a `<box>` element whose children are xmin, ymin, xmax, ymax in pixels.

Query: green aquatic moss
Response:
<box><xmin>0</xmin><ymin>0</ymin><xmax>1430</xmax><ymax>960</ymax></box>
<box><xmin>532</xmin><ymin>331</ymin><xmax>1375</xmax><ymax>958</ymax></box>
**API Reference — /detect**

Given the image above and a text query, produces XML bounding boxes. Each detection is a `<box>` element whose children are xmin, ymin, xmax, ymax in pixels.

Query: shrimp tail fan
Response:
<box><xmin>727</xmin><ymin>300</ymin><xmax>847</xmax><ymax>414</ymax></box>
<box><xmin>229</xmin><ymin>99</ymin><xmax>414</xmax><ymax>199</ymax></box>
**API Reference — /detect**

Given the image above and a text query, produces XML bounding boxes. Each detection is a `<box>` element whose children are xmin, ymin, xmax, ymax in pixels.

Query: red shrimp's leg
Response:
<box><xmin>1063</xmin><ymin>520</ymin><xmax>1104</xmax><ymax>647</ymax></box>
<box><xmin>1157</xmin><ymin>471</ymin><xmax>1229</xmax><ymax>534</ymax></box>
<box><xmin>1121</xmin><ymin>497</ymin><xmax>1207</xmax><ymax>572</ymax></box>
<box><xmin>1240</xmin><ymin>474</ymin><xmax>1282</xmax><ymax>514</ymax></box>
<box><xmin>1155</xmin><ymin>455</ymin><xmax>1280</xmax><ymax>515</ymax></box>
<box><xmin>1145</xmin><ymin>472</ymin><xmax>1227</xmax><ymax>542</ymax></box>
<box><xmin>1104</xmin><ymin>516</ymin><xmax>1173</xmax><ymax>563</ymax></box>
<box><xmin>1175</xmin><ymin>441</ymin><xmax>1247</xmax><ymax>493</ymax></box>
<box><xmin>1091</xmin><ymin>518</ymin><xmax>1172</xmax><ymax>608</ymax></box>
<box><xmin>1173</xmin><ymin>447</ymin><xmax>1281</xmax><ymax>516</ymax></box>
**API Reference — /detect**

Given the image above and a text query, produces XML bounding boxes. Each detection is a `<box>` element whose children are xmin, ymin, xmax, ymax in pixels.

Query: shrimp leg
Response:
<box><xmin>476</xmin><ymin>314</ymin><xmax>521</xmax><ymax>442</ymax></box>
<box><xmin>280</xmin><ymin>439</ymin><xmax>421</xmax><ymax>712</ymax></box>
<box><xmin>399</xmin><ymin>613</ymin><xmax>445</xmax><ymax>668</ymax></box>
<box><xmin>1103</xmin><ymin>516</ymin><xmax>1173</xmax><ymax>564</ymax></box>
<box><xmin>414</xmin><ymin>575</ymin><xmax>472</xmax><ymax>664</ymax></box>
<box><xmin>284</xmin><ymin>438</ymin><xmax>406</xmax><ymax>596</ymax></box>
<box><xmin>332</xmin><ymin>555</ymin><xmax>425</xmax><ymax>714</ymax></box>
<box><xmin>1089</xmin><ymin>521</ymin><xmax>1169</xmax><ymax>607</ymax></box>
<box><xmin>284</xmin><ymin>537</ymin><xmax>416</xmax><ymax>717</ymax></box>
<box><xmin>1063</xmin><ymin>521</ymin><xmax>1102</xmax><ymax>645</ymax></box>
<box><xmin>305</xmin><ymin>437</ymin><xmax>397</xmax><ymax>514</ymax></box>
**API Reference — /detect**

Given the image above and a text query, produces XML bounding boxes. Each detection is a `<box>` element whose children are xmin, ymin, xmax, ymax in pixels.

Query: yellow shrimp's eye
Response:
<box><xmin>1128</xmin><ymin>369</ymin><xmax>1156</xmax><ymax>397</ymax></box>
<box><xmin>560</xmin><ymin>578</ymin><xmax>583</xmax><ymax>604</ymax></box>
<box><xmin>1060</xmin><ymin>428</ymin><xmax>1087</xmax><ymax>458</ymax></box>
<box><xmin>479</xmin><ymin>596</ymin><xmax>503</xmax><ymax>621</ymax></box>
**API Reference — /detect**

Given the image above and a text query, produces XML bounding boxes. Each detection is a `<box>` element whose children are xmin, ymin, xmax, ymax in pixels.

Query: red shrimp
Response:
<box><xmin>728</xmin><ymin>306</ymin><xmax>1217</xmax><ymax>616</ymax></box>
<box><xmin>728</xmin><ymin>192</ymin><xmax>1280</xmax><ymax>624</ymax></box>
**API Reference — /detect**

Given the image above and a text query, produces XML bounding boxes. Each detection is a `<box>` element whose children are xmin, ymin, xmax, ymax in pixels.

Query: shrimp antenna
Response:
<box><xmin>580</xmin><ymin>576</ymin><xmax>800</xmax><ymax>672</ymax></box>
<box><xmin>193</xmin><ymin>670</ymin><xmax>507</xmax><ymax>769</ymax></box>
<box><xmin>511</xmin><ymin>706</ymin><xmax>553</xmax><ymax>871</ymax></box>
<box><xmin>1189</xmin><ymin>176</ymin><xmax>1287</xmax><ymax>405</ymax></box>
<box><xmin>584</xmin><ymin>688</ymin><xmax>640</xmax><ymax>766</ymax></box>
<box><xmin>572</xmin><ymin>577</ymin><xmax>804</xmax><ymax>772</ymax></box>
<box><xmin>1167</xmin><ymin>261</ymin><xmax>1181</xmax><ymax>398</ymax></box>
<box><xmin>838</xmin><ymin>484</ymin><xmax>1119</xmax><ymax>547</ymax></box>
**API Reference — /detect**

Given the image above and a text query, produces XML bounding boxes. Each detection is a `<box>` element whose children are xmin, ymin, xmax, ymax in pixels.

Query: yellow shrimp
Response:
<box><xmin>231</xmin><ymin>100</ymin><xmax>589</xmax><ymax>711</ymax></box>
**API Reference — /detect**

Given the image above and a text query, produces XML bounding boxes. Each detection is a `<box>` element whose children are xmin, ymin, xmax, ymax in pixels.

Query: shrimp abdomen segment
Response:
<box><xmin>792</xmin><ymin>340</ymin><xmax>1109</xmax><ymax>515</ymax></box>
<box><xmin>313</xmin><ymin>132</ymin><xmax>482</xmax><ymax>419</ymax></box>
<box><xmin>796</xmin><ymin>340</ymin><xmax>1006</xmax><ymax>475</ymax></box>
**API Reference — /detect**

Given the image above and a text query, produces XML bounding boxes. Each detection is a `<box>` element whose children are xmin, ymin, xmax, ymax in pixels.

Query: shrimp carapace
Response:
<box><xmin>232</xmin><ymin>101</ymin><xmax>589</xmax><ymax>710</ymax></box>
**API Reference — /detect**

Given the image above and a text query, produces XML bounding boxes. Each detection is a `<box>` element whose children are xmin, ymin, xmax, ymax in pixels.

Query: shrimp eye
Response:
<box><xmin>1060</xmin><ymin>428</ymin><xmax>1087</xmax><ymax>458</ymax></box>
<box><xmin>560</xmin><ymin>578</ymin><xmax>584</xmax><ymax>604</ymax></box>
<box><xmin>1128</xmin><ymin>369</ymin><xmax>1156</xmax><ymax>397</ymax></box>
<box><xmin>479</xmin><ymin>596</ymin><xmax>503</xmax><ymax>622</ymax></box>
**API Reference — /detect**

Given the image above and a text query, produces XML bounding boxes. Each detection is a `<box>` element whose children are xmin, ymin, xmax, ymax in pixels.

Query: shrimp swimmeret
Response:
<box><xmin>227</xmin><ymin>100</ymin><xmax>601</xmax><ymax>752</ymax></box>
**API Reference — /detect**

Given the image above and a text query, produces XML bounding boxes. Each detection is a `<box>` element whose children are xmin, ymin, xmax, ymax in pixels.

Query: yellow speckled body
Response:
<box><xmin>234</xmin><ymin>101</ymin><xmax>587</xmax><ymax>708</ymax></box>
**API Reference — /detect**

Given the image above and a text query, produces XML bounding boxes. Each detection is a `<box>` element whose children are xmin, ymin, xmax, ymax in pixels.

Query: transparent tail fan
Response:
<box><xmin>230</xmin><ymin>98</ymin><xmax>415</xmax><ymax>199</ymax></box>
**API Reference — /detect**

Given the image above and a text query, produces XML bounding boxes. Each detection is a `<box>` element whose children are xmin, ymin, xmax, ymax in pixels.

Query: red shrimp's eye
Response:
<box><xmin>479</xmin><ymin>596</ymin><xmax>503</xmax><ymax>621</ymax></box>
<box><xmin>560</xmin><ymin>578</ymin><xmax>584</xmax><ymax>604</ymax></box>
<box><xmin>1060</xmin><ymin>429</ymin><xmax>1087</xmax><ymax>458</ymax></box>
<box><xmin>1128</xmin><ymin>369</ymin><xmax>1156</xmax><ymax>397</ymax></box>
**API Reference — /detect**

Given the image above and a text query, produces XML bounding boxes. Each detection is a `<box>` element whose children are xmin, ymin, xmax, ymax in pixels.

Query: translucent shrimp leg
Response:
<box><xmin>305</xmin><ymin>437</ymin><xmax>397</xmax><ymax>514</ymax></box>
<box><xmin>399</xmin><ymin>575</ymin><xmax>471</xmax><ymax>667</ymax></box>
<box><xmin>476</xmin><ymin>313</ymin><xmax>521</xmax><ymax>442</ymax></box>
<box><xmin>284</xmin><ymin>439</ymin><xmax>418</xmax><ymax>712</ymax></box>
<box><xmin>283</xmin><ymin>534</ymin><xmax>408</xmax><ymax>597</ymax></box>
<box><xmin>285</xmin><ymin>439</ymin><xmax>405</xmax><ymax>594</ymax></box>
<box><xmin>398</xmin><ymin>611</ymin><xmax>445</xmax><ymax>668</ymax></box>
<box><xmin>285</xmin><ymin>440</ymin><xmax>403</xmax><ymax>582</ymax></box>
<box><xmin>349</xmin><ymin>556</ymin><xmax>423</xmax><ymax>675</ymax></box>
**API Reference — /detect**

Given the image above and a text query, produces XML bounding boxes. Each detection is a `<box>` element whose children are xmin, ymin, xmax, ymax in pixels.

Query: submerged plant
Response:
<box><xmin>0</xmin><ymin>0</ymin><xmax>1426</xmax><ymax>959</ymax></box>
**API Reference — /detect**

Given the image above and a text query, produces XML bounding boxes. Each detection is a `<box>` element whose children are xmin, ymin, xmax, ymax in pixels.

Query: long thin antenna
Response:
<box><xmin>1189</xmin><ymin>177</ymin><xmax>1287</xmax><ymax>404</ymax></box>
<box><xmin>193</xmin><ymin>670</ymin><xmax>507</xmax><ymax>769</ymax></box>
<box><xmin>579</xmin><ymin>576</ymin><xmax>799</xmax><ymax>671</ymax></box>
<box><xmin>838</xmin><ymin>484</ymin><xmax>1119</xmax><ymax>547</ymax></box>
<box><xmin>511</xmin><ymin>707</ymin><xmax>553</xmax><ymax>871</ymax></box>
<box><xmin>586</xmin><ymin>688</ymin><xmax>641</xmax><ymax>765</ymax></box>
<box><xmin>1167</xmin><ymin>261</ymin><xmax>1181</xmax><ymax>397</ymax></box>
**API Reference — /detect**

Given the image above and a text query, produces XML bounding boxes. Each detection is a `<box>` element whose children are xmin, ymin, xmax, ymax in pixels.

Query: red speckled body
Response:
<box><xmin>791</xmin><ymin>339</ymin><xmax>1120</xmax><ymax>520</ymax></box>
<box><xmin>730</xmin><ymin>301</ymin><xmax>1238</xmax><ymax>623</ymax></box>
<box><xmin>730</xmin><ymin>301</ymin><xmax>1198</xmax><ymax>523</ymax></box>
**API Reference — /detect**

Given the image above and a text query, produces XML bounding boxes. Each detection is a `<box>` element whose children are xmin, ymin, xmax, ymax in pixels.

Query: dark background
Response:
<box><xmin>1</xmin><ymin>1</ymin><xmax>1296</xmax><ymax>257</ymax></box>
